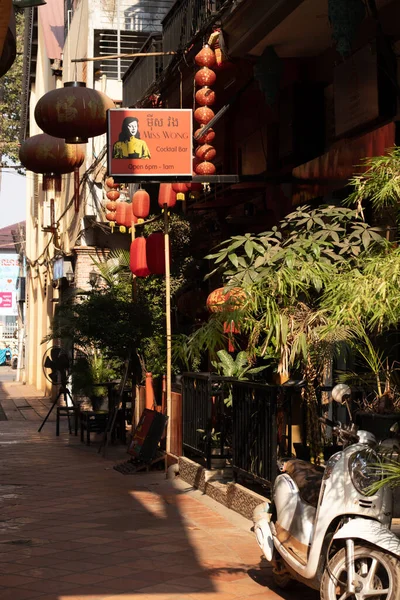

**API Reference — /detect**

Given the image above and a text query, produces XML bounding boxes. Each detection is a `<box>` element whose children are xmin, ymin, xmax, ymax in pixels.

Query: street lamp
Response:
<box><xmin>89</xmin><ymin>269</ymin><xmax>99</xmax><ymax>289</ymax></box>
<box><xmin>65</xmin><ymin>268</ymin><xmax>75</xmax><ymax>285</ymax></box>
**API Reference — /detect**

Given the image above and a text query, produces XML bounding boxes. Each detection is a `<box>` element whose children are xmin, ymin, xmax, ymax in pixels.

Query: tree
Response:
<box><xmin>0</xmin><ymin>8</ymin><xmax>24</xmax><ymax>164</ymax></box>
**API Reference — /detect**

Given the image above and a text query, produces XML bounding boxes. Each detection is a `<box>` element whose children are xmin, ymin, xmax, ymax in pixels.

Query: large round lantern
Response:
<box><xmin>207</xmin><ymin>287</ymin><xmax>246</xmax><ymax>353</ymax></box>
<box><xmin>195</xmin><ymin>127</ymin><xmax>215</xmax><ymax>144</ymax></box>
<box><xmin>158</xmin><ymin>183</ymin><xmax>176</xmax><ymax>209</ymax></box>
<box><xmin>34</xmin><ymin>82</ymin><xmax>115</xmax><ymax>144</ymax></box>
<box><xmin>106</xmin><ymin>190</ymin><xmax>120</xmax><ymax>201</ymax></box>
<box><xmin>105</xmin><ymin>176</ymin><xmax>119</xmax><ymax>189</ymax></box>
<box><xmin>195</xmin><ymin>144</ymin><xmax>216</xmax><ymax>161</ymax></box>
<box><xmin>146</xmin><ymin>232</ymin><xmax>165</xmax><ymax>275</ymax></box>
<box><xmin>132</xmin><ymin>189</ymin><xmax>150</xmax><ymax>223</ymax></box>
<box><xmin>206</xmin><ymin>287</ymin><xmax>246</xmax><ymax>313</ymax></box>
<box><xmin>19</xmin><ymin>133</ymin><xmax>85</xmax><ymax>211</ymax></box>
<box><xmin>130</xmin><ymin>237</ymin><xmax>150</xmax><ymax>277</ymax></box>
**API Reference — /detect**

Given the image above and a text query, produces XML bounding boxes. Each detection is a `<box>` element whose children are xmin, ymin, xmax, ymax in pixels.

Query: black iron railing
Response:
<box><xmin>162</xmin><ymin>0</ymin><xmax>229</xmax><ymax>69</ymax></box>
<box><xmin>182</xmin><ymin>373</ymin><xmax>230</xmax><ymax>469</ymax></box>
<box><xmin>182</xmin><ymin>373</ymin><xmax>303</xmax><ymax>487</ymax></box>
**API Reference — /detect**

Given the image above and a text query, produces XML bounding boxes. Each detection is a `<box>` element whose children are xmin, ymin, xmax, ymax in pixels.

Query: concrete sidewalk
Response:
<box><xmin>0</xmin><ymin>370</ymin><xmax>318</xmax><ymax>600</ymax></box>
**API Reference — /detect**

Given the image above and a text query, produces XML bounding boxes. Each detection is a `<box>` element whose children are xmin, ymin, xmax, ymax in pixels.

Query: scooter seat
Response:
<box><xmin>284</xmin><ymin>459</ymin><xmax>324</xmax><ymax>508</ymax></box>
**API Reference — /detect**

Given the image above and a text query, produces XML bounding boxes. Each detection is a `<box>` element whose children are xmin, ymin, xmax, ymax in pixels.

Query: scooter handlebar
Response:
<box><xmin>319</xmin><ymin>417</ymin><xmax>359</xmax><ymax>443</ymax></box>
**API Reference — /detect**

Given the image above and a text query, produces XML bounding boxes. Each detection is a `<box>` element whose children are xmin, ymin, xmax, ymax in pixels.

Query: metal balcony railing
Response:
<box><xmin>162</xmin><ymin>0</ymin><xmax>228</xmax><ymax>69</ymax></box>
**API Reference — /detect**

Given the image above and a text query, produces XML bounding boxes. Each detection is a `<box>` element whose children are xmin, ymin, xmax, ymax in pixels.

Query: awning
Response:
<box><xmin>291</xmin><ymin>122</ymin><xmax>396</xmax><ymax>205</ymax></box>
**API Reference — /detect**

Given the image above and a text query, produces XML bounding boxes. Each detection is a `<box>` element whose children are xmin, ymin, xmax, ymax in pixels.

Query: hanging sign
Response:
<box><xmin>107</xmin><ymin>108</ymin><xmax>193</xmax><ymax>180</ymax></box>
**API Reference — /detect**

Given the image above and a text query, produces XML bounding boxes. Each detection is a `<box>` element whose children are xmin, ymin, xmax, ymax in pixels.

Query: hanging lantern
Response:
<box><xmin>195</xmin><ymin>144</ymin><xmax>216</xmax><ymax>162</ymax></box>
<box><xmin>124</xmin><ymin>210</ymin><xmax>137</xmax><ymax>230</ymax></box>
<box><xmin>132</xmin><ymin>189</ymin><xmax>150</xmax><ymax>223</ymax></box>
<box><xmin>195</xmin><ymin>126</ymin><xmax>216</xmax><ymax>144</ymax></box>
<box><xmin>158</xmin><ymin>183</ymin><xmax>176</xmax><ymax>209</ymax></box>
<box><xmin>206</xmin><ymin>287</ymin><xmax>246</xmax><ymax>313</ymax></box>
<box><xmin>105</xmin><ymin>176</ymin><xmax>119</xmax><ymax>189</ymax></box>
<box><xmin>195</xmin><ymin>87</ymin><xmax>216</xmax><ymax>106</ymax></box>
<box><xmin>34</xmin><ymin>81</ymin><xmax>116</xmax><ymax>144</ymax></box>
<box><xmin>106</xmin><ymin>211</ymin><xmax>117</xmax><ymax>232</ymax></box>
<box><xmin>130</xmin><ymin>237</ymin><xmax>150</xmax><ymax>277</ymax></box>
<box><xmin>146</xmin><ymin>232</ymin><xmax>165</xmax><ymax>275</ymax></box>
<box><xmin>195</xmin><ymin>67</ymin><xmax>216</xmax><ymax>87</ymax></box>
<box><xmin>195</xmin><ymin>161</ymin><xmax>216</xmax><ymax>175</ymax></box>
<box><xmin>19</xmin><ymin>133</ymin><xmax>85</xmax><ymax>211</ymax></box>
<box><xmin>106</xmin><ymin>190</ymin><xmax>120</xmax><ymax>201</ymax></box>
<box><xmin>223</xmin><ymin>320</ymin><xmax>241</xmax><ymax>353</ymax></box>
<box><xmin>195</xmin><ymin>45</ymin><xmax>216</xmax><ymax>68</ymax></box>
<box><xmin>106</xmin><ymin>200</ymin><xmax>117</xmax><ymax>212</ymax></box>
<box><xmin>194</xmin><ymin>106</ymin><xmax>215</xmax><ymax>125</ymax></box>
<box><xmin>172</xmin><ymin>182</ymin><xmax>189</xmax><ymax>201</ymax></box>
<box><xmin>186</xmin><ymin>182</ymin><xmax>203</xmax><ymax>200</ymax></box>
<box><xmin>115</xmin><ymin>201</ymin><xmax>130</xmax><ymax>233</ymax></box>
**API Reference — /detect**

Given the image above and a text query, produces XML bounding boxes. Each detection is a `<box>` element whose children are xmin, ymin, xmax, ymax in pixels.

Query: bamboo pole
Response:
<box><xmin>163</xmin><ymin>204</ymin><xmax>172</xmax><ymax>452</ymax></box>
<box><xmin>71</xmin><ymin>51</ymin><xmax>178</xmax><ymax>63</ymax></box>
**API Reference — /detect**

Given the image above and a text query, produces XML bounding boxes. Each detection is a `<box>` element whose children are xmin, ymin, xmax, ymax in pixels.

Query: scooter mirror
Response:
<box><xmin>332</xmin><ymin>383</ymin><xmax>351</xmax><ymax>403</ymax></box>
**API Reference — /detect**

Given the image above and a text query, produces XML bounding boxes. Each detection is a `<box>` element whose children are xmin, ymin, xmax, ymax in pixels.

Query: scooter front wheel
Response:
<box><xmin>321</xmin><ymin>545</ymin><xmax>399</xmax><ymax>600</ymax></box>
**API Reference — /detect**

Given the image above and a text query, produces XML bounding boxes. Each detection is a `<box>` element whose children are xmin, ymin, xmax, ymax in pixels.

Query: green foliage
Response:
<box><xmin>346</xmin><ymin>147</ymin><xmax>400</xmax><ymax>214</ymax></box>
<box><xmin>72</xmin><ymin>350</ymin><xmax>121</xmax><ymax>400</ymax></box>
<box><xmin>0</xmin><ymin>9</ymin><xmax>24</xmax><ymax>164</ymax></box>
<box><xmin>212</xmin><ymin>349</ymin><xmax>267</xmax><ymax>406</ymax></box>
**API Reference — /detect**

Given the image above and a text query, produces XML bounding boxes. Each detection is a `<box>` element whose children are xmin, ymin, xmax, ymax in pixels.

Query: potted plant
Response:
<box><xmin>72</xmin><ymin>350</ymin><xmax>119</xmax><ymax>412</ymax></box>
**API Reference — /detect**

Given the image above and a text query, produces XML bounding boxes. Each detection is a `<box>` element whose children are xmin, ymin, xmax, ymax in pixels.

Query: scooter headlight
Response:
<box><xmin>349</xmin><ymin>448</ymin><xmax>381</xmax><ymax>496</ymax></box>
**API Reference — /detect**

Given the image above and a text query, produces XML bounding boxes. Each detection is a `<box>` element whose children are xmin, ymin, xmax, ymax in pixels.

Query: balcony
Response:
<box><xmin>162</xmin><ymin>0</ymin><xmax>228</xmax><ymax>69</ymax></box>
<box><xmin>122</xmin><ymin>35</ymin><xmax>163</xmax><ymax>107</ymax></box>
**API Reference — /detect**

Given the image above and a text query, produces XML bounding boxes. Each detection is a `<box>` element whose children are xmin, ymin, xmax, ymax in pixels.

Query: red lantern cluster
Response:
<box><xmin>129</xmin><ymin>232</ymin><xmax>167</xmax><ymax>278</ymax></box>
<box><xmin>105</xmin><ymin>182</ymin><xmax>119</xmax><ymax>230</ymax></box>
<box><xmin>194</xmin><ymin>45</ymin><xmax>217</xmax><ymax>176</ymax></box>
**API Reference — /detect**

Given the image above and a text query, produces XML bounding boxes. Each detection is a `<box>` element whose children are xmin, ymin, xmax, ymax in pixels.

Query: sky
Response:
<box><xmin>0</xmin><ymin>168</ymin><xmax>27</xmax><ymax>228</ymax></box>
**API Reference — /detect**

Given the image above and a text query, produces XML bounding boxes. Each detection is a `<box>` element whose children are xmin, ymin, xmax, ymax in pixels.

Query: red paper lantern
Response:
<box><xmin>195</xmin><ymin>45</ymin><xmax>216</xmax><ymax>67</ymax></box>
<box><xmin>34</xmin><ymin>81</ymin><xmax>115</xmax><ymax>144</ymax></box>
<box><xmin>158</xmin><ymin>183</ymin><xmax>176</xmax><ymax>208</ymax></box>
<box><xmin>132</xmin><ymin>189</ymin><xmax>150</xmax><ymax>221</ymax></box>
<box><xmin>194</xmin><ymin>106</ymin><xmax>215</xmax><ymax>125</ymax></box>
<box><xmin>106</xmin><ymin>211</ymin><xmax>116</xmax><ymax>222</ymax></box>
<box><xmin>195</xmin><ymin>87</ymin><xmax>216</xmax><ymax>106</ymax></box>
<box><xmin>124</xmin><ymin>211</ymin><xmax>138</xmax><ymax>229</ymax></box>
<box><xmin>146</xmin><ymin>232</ymin><xmax>165</xmax><ymax>275</ymax></box>
<box><xmin>195</xmin><ymin>127</ymin><xmax>216</xmax><ymax>144</ymax></box>
<box><xmin>106</xmin><ymin>190</ymin><xmax>120</xmax><ymax>201</ymax></box>
<box><xmin>195</xmin><ymin>67</ymin><xmax>216</xmax><ymax>87</ymax></box>
<box><xmin>195</xmin><ymin>144</ymin><xmax>216</xmax><ymax>161</ymax></box>
<box><xmin>106</xmin><ymin>200</ymin><xmax>117</xmax><ymax>211</ymax></box>
<box><xmin>115</xmin><ymin>201</ymin><xmax>131</xmax><ymax>232</ymax></box>
<box><xmin>195</xmin><ymin>161</ymin><xmax>216</xmax><ymax>175</ymax></box>
<box><xmin>19</xmin><ymin>134</ymin><xmax>85</xmax><ymax>176</ymax></box>
<box><xmin>206</xmin><ymin>287</ymin><xmax>246</xmax><ymax>312</ymax></box>
<box><xmin>105</xmin><ymin>176</ymin><xmax>119</xmax><ymax>189</ymax></box>
<box><xmin>172</xmin><ymin>182</ymin><xmax>190</xmax><ymax>201</ymax></box>
<box><xmin>130</xmin><ymin>237</ymin><xmax>150</xmax><ymax>277</ymax></box>
<box><xmin>187</xmin><ymin>182</ymin><xmax>203</xmax><ymax>199</ymax></box>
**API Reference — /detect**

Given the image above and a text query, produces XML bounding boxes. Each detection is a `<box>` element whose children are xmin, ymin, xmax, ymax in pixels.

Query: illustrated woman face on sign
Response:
<box><xmin>113</xmin><ymin>116</ymin><xmax>151</xmax><ymax>159</ymax></box>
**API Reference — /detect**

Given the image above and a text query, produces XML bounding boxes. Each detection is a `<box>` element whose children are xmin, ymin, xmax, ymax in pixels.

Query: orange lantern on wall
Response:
<box><xmin>171</xmin><ymin>182</ymin><xmax>189</xmax><ymax>201</ymax></box>
<box><xmin>130</xmin><ymin>237</ymin><xmax>150</xmax><ymax>277</ymax></box>
<box><xmin>195</xmin><ymin>45</ymin><xmax>216</xmax><ymax>67</ymax></box>
<box><xmin>195</xmin><ymin>67</ymin><xmax>217</xmax><ymax>87</ymax></box>
<box><xmin>34</xmin><ymin>81</ymin><xmax>115</xmax><ymax>144</ymax></box>
<box><xmin>115</xmin><ymin>201</ymin><xmax>130</xmax><ymax>233</ymax></box>
<box><xmin>146</xmin><ymin>232</ymin><xmax>166</xmax><ymax>275</ymax></box>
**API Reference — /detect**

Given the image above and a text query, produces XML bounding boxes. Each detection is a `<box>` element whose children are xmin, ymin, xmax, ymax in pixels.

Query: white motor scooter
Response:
<box><xmin>253</xmin><ymin>387</ymin><xmax>400</xmax><ymax>599</ymax></box>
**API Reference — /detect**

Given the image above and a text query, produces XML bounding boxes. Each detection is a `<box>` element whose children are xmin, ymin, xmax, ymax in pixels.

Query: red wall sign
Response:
<box><xmin>107</xmin><ymin>108</ymin><xmax>193</xmax><ymax>180</ymax></box>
